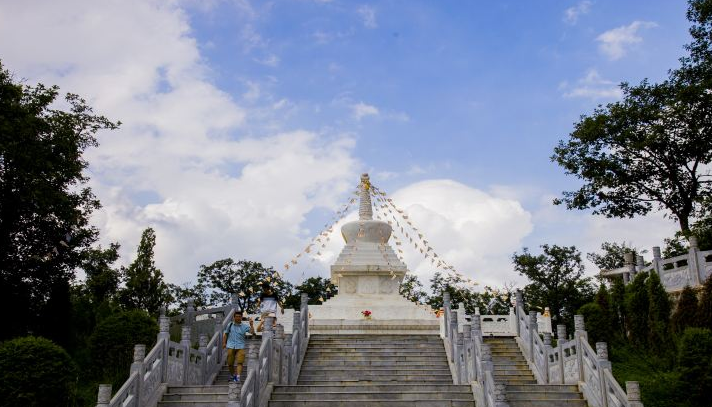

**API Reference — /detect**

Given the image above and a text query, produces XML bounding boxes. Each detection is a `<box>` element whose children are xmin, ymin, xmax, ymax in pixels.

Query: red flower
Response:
<box><xmin>361</xmin><ymin>310</ymin><xmax>372</xmax><ymax>317</ymax></box>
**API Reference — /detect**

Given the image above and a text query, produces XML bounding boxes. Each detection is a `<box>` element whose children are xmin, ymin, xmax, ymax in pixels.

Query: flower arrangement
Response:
<box><xmin>361</xmin><ymin>310</ymin><xmax>372</xmax><ymax>319</ymax></box>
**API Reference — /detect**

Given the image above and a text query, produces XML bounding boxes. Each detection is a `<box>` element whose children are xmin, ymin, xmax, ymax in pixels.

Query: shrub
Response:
<box><xmin>578</xmin><ymin>302</ymin><xmax>610</xmax><ymax>345</ymax></box>
<box><xmin>89</xmin><ymin>309</ymin><xmax>158</xmax><ymax>385</ymax></box>
<box><xmin>698</xmin><ymin>274</ymin><xmax>712</xmax><ymax>330</ymax></box>
<box><xmin>677</xmin><ymin>327</ymin><xmax>712</xmax><ymax>407</ymax></box>
<box><xmin>0</xmin><ymin>336</ymin><xmax>77</xmax><ymax>407</ymax></box>
<box><xmin>625</xmin><ymin>272</ymin><xmax>649</xmax><ymax>347</ymax></box>
<box><xmin>673</xmin><ymin>286</ymin><xmax>699</xmax><ymax>334</ymax></box>
<box><xmin>647</xmin><ymin>272</ymin><xmax>673</xmax><ymax>357</ymax></box>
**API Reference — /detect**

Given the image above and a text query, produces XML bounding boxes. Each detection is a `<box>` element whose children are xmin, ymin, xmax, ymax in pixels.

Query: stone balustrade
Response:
<box><xmin>97</xmin><ymin>293</ymin><xmax>310</xmax><ymax>407</ymax></box>
<box><xmin>441</xmin><ymin>290</ymin><xmax>643</xmax><ymax>407</ymax></box>
<box><xmin>601</xmin><ymin>236</ymin><xmax>712</xmax><ymax>292</ymax></box>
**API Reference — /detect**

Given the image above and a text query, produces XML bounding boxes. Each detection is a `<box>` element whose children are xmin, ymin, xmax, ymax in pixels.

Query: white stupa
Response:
<box><xmin>309</xmin><ymin>173</ymin><xmax>439</xmax><ymax>334</ymax></box>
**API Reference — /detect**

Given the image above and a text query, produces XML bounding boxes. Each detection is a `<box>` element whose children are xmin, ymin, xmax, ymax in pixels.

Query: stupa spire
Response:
<box><xmin>358</xmin><ymin>173</ymin><xmax>373</xmax><ymax>221</ymax></box>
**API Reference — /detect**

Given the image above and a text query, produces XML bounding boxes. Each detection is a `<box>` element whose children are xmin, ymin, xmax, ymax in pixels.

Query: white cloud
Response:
<box><xmin>255</xmin><ymin>54</ymin><xmax>280</xmax><ymax>67</ymax></box>
<box><xmin>387</xmin><ymin>180</ymin><xmax>533</xmax><ymax>288</ymax></box>
<box><xmin>357</xmin><ymin>5</ymin><xmax>377</xmax><ymax>29</ymax></box>
<box><xmin>351</xmin><ymin>102</ymin><xmax>380</xmax><ymax>120</ymax></box>
<box><xmin>561</xmin><ymin>69</ymin><xmax>622</xmax><ymax>100</ymax></box>
<box><xmin>597</xmin><ymin>21</ymin><xmax>657</xmax><ymax>60</ymax></box>
<box><xmin>563</xmin><ymin>1</ymin><xmax>592</xmax><ymax>25</ymax></box>
<box><xmin>0</xmin><ymin>0</ymin><xmax>359</xmax><ymax>283</ymax></box>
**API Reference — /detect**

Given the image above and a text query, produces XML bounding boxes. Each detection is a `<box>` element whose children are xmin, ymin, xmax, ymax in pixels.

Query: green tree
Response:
<box><xmin>647</xmin><ymin>272</ymin><xmax>673</xmax><ymax>357</ymax></box>
<box><xmin>587</xmin><ymin>242</ymin><xmax>641</xmax><ymax>271</ymax></box>
<box><xmin>625</xmin><ymin>272</ymin><xmax>650</xmax><ymax>347</ymax></box>
<box><xmin>610</xmin><ymin>276</ymin><xmax>627</xmax><ymax>337</ymax></box>
<box><xmin>284</xmin><ymin>277</ymin><xmax>335</xmax><ymax>309</ymax></box>
<box><xmin>83</xmin><ymin>243</ymin><xmax>122</xmax><ymax>305</ymax></box>
<box><xmin>673</xmin><ymin>285</ymin><xmax>700</xmax><ymax>334</ymax></box>
<box><xmin>698</xmin><ymin>274</ymin><xmax>712</xmax><ymax>330</ymax></box>
<box><xmin>512</xmin><ymin>244</ymin><xmax>595</xmax><ymax>327</ymax></box>
<box><xmin>119</xmin><ymin>228</ymin><xmax>169</xmax><ymax>315</ymax></box>
<box><xmin>677</xmin><ymin>327</ymin><xmax>712</xmax><ymax>407</ymax></box>
<box><xmin>551</xmin><ymin>0</ymin><xmax>712</xmax><ymax>236</ymax></box>
<box><xmin>197</xmin><ymin>258</ymin><xmax>291</xmax><ymax>313</ymax></box>
<box><xmin>578</xmin><ymin>302</ymin><xmax>610</xmax><ymax>345</ymax></box>
<box><xmin>88</xmin><ymin>310</ymin><xmax>158</xmax><ymax>387</ymax></box>
<box><xmin>0</xmin><ymin>62</ymin><xmax>118</xmax><ymax>339</ymax></box>
<box><xmin>400</xmin><ymin>274</ymin><xmax>429</xmax><ymax>304</ymax></box>
<box><xmin>0</xmin><ymin>336</ymin><xmax>78</xmax><ymax>407</ymax></box>
<box><xmin>663</xmin><ymin>215</ymin><xmax>712</xmax><ymax>257</ymax></box>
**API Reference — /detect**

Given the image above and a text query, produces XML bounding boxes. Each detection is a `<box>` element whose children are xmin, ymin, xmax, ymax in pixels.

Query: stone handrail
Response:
<box><xmin>97</xmin><ymin>294</ymin><xmax>310</xmax><ymax>407</ymax></box>
<box><xmin>600</xmin><ymin>236</ymin><xmax>712</xmax><ymax>291</ymax></box>
<box><xmin>230</xmin><ymin>293</ymin><xmax>310</xmax><ymax>407</ymax></box>
<box><xmin>511</xmin><ymin>290</ymin><xmax>643</xmax><ymax>407</ymax></box>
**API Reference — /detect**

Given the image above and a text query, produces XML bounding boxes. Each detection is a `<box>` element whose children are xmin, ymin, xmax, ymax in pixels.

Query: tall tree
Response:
<box><xmin>625</xmin><ymin>272</ymin><xmax>650</xmax><ymax>348</ymax></box>
<box><xmin>197</xmin><ymin>258</ymin><xmax>291</xmax><ymax>313</ymax></box>
<box><xmin>283</xmin><ymin>277</ymin><xmax>335</xmax><ymax>309</ymax></box>
<box><xmin>587</xmin><ymin>242</ymin><xmax>641</xmax><ymax>271</ymax></box>
<box><xmin>673</xmin><ymin>285</ymin><xmax>700</xmax><ymax>334</ymax></box>
<box><xmin>512</xmin><ymin>244</ymin><xmax>595</xmax><ymax>327</ymax></box>
<box><xmin>552</xmin><ymin>0</ymin><xmax>712</xmax><ymax>235</ymax></box>
<box><xmin>647</xmin><ymin>271</ymin><xmax>673</xmax><ymax>357</ymax></box>
<box><xmin>0</xmin><ymin>61</ymin><xmax>118</xmax><ymax>339</ymax></box>
<box><xmin>119</xmin><ymin>228</ymin><xmax>169</xmax><ymax>315</ymax></box>
<box><xmin>698</xmin><ymin>274</ymin><xmax>712</xmax><ymax>330</ymax></box>
<box><xmin>399</xmin><ymin>274</ymin><xmax>429</xmax><ymax>304</ymax></box>
<box><xmin>82</xmin><ymin>243</ymin><xmax>122</xmax><ymax>305</ymax></box>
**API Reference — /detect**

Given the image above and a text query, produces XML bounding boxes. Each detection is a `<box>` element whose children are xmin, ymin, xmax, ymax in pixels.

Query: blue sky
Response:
<box><xmin>0</xmin><ymin>0</ymin><xmax>693</xmax><ymax>288</ymax></box>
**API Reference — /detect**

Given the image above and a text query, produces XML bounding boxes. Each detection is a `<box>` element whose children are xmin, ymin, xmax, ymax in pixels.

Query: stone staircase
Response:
<box><xmin>484</xmin><ymin>337</ymin><xmax>587</xmax><ymax>407</ymax></box>
<box><xmin>270</xmin><ymin>334</ymin><xmax>475</xmax><ymax>407</ymax></box>
<box><xmin>157</xmin><ymin>337</ymin><xmax>260</xmax><ymax>407</ymax></box>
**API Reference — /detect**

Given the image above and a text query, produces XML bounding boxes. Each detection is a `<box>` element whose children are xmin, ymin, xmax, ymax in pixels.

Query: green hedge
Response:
<box><xmin>0</xmin><ymin>336</ymin><xmax>78</xmax><ymax>407</ymax></box>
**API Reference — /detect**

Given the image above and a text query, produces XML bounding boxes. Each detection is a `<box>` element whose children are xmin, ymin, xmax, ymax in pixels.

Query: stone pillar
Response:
<box><xmin>574</xmin><ymin>315</ymin><xmax>586</xmax><ymax>382</ymax></box>
<box><xmin>130</xmin><ymin>344</ymin><xmax>145</xmax><ymax>406</ymax></box>
<box><xmin>652</xmin><ymin>246</ymin><xmax>662</xmax><ymax>277</ymax></box>
<box><xmin>457</xmin><ymin>302</ymin><xmax>466</xmax><ymax>332</ymax></box>
<box><xmin>273</xmin><ymin>324</ymin><xmax>285</xmax><ymax>384</ymax></box>
<box><xmin>689</xmin><ymin>236</ymin><xmax>701</xmax><ymax>286</ymax></box>
<box><xmin>443</xmin><ymin>291</ymin><xmax>451</xmax><ymax>338</ymax></box>
<box><xmin>596</xmin><ymin>342</ymin><xmax>611</xmax><ymax>406</ymax></box>
<box><xmin>509</xmin><ymin>307</ymin><xmax>517</xmax><ymax>335</ymax></box>
<box><xmin>186</xmin><ymin>298</ymin><xmax>196</xmax><ymax>326</ymax></box>
<box><xmin>181</xmin><ymin>326</ymin><xmax>192</xmax><ymax>385</ymax></box>
<box><xmin>626</xmin><ymin>381</ymin><xmax>643</xmax><ymax>407</ymax></box>
<box><xmin>449</xmin><ymin>316</ymin><xmax>459</xmax><ymax>366</ymax></box>
<box><xmin>262</xmin><ymin>316</ymin><xmax>275</xmax><ymax>383</ymax></box>
<box><xmin>456</xmin><ymin>331</ymin><xmax>465</xmax><ymax>384</ymax></box>
<box><xmin>214</xmin><ymin>316</ymin><xmax>224</xmax><ymax>368</ymax></box>
<box><xmin>556</xmin><ymin>324</ymin><xmax>566</xmax><ymax>384</ymax></box>
<box><xmin>198</xmin><ymin>334</ymin><xmax>208</xmax><ymax>382</ymax></box>
<box><xmin>542</xmin><ymin>332</ymin><xmax>552</xmax><ymax>383</ymax></box>
<box><xmin>528</xmin><ymin>311</ymin><xmax>537</xmax><ymax>361</ymax></box>
<box><xmin>300</xmin><ymin>293</ymin><xmax>309</xmax><ymax>339</ymax></box>
<box><xmin>96</xmin><ymin>384</ymin><xmax>112</xmax><ymax>407</ymax></box>
<box><xmin>463</xmin><ymin>324</ymin><xmax>473</xmax><ymax>383</ymax></box>
<box><xmin>515</xmin><ymin>290</ymin><xmax>524</xmax><ymax>336</ymax></box>
<box><xmin>158</xmin><ymin>313</ymin><xmax>170</xmax><ymax>382</ymax></box>
<box><xmin>227</xmin><ymin>381</ymin><xmax>240</xmax><ymax>407</ymax></box>
<box><xmin>624</xmin><ymin>251</ymin><xmax>636</xmax><ymax>281</ymax></box>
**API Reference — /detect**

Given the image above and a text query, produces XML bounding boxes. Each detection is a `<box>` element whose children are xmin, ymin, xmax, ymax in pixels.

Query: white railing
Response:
<box><xmin>96</xmin><ymin>293</ymin><xmax>311</xmax><ymax>407</ymax></box>
<box><xmin>600</xmin><ymin>236</ymin><xmax>712</xmax><ymax>293</ymax></box>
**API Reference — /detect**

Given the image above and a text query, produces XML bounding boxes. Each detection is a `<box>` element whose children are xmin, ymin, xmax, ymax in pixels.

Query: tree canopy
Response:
<box><xmin>119</xmin><ymin>228</ymin><xmax>169</xmax><ymax>315</ymax></box>
<box><xmin>0</xmin><ymin>61</ymin><xmax>118</xmax><ymax>339</ymax></box>
<box><xmin>552</xmin><ymin>0</ymin><xmax>712</xmax><ymax>235</ymax></box>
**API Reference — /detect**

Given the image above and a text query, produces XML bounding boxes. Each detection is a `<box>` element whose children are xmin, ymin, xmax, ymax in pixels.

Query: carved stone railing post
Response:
<box><xmin>300</xmin><ymin>293</ymin><xmax>309</xmax><ymax>339</ymax></box>
<box><xmin>199</xmin><ymin>334</ymin><xmax>208</xmax><ymax>383</ymax></box>
<box><xmin>215</xmin><ymin>313</ymin><xmax>224</xmax><ymax>366</ymax></box>
<box><xmin>596</xmin><ymin>342</ymin><xmax>611</xmax><ymax>407</ymax></box>
<box><xmin>689</xmin><ymin>236</ymin><xmax>702</xmax><ymax>286</ymax></box>
<box><xmin>263</xmin><ymin>316</ymin><xmax>275</xmax><ymax>383</ymax></box>
<box><xmin>186</xmin><ymin>298</ymin><xmax>196</xmax><ymax>327</ymax></box>
<box><xmin>158</xmin><ymin>311</ymin><xmax>170</xmax><ymax>382</ymax></box>
<box><xmin>652</xmin><ymin>246</ymin><xmax>662</xmax><ymax>277</ymax></box>
<box><xmin>443</xmin><ymin>291</ymin><xmax>451</xmax><ymax>338</ymax></box>
<box><xmin>528</xmin><ymin>311</ymin><xmax>537</xmax><ymax>360</ymax></box>
<box><xmin>180</xmin><ymin>325</ymin><xmax>192</xmax><ymax>385</ymax></box>
<box><xmin>471</xmin><ymin>315</ymin><xmax>482</xmax><ymax>382</ymax></box>
<box><xmin>130</xmin><ymin>344</ymin><xmax>145</xmax><ymax>406</ymax></box>
<box><xmin>457</xmin><ymin>302</ymin><xmax>466</xmax><ymax>331</ymax></box>
<box><xmin>626</xmin><ymin>381</ymin><xmax>644</xmax><ymax>407</ymax></box>
<box><xmin>456</xmin><ymin>331</ymin><xmax>465</xmax><ymax>384</ymax></box>
<box><xmin>463</xmin><ymin>324</ymin><xmax>473</xmax><ymax>383</ymax></box>
<box><xmin>231</xmin><ymin>292</ymin><xmax>240</xmax><ymax>310</ymax></box>
<box><xmin>242</xmin><ymin>342</ymin><xmax>259</xmax><ymax>407</ymax></box>
<box><xmin>514</xmin><ymin>290</ymin><xmax>524</xmax><ymax>336</ymax></box>
<box><xmin>574</xmin><ymin>315</ymin><xmax>586</xmax><ymax>382</ymax></box>
<box><xmin>449</xmin><ymin>316</ymin><xmax>459</xmax><ymax>372</ymax></box>
<box><xmin>273</xmin><ymin>324</ymin><xmax>285</xmax><ymax>384</ymax></box>
<box><xmin>556</xmin><ymin>324</ymin><xmax>566</xmax><ymax>384</ymax></box>
<box><xmin>96</xmin><ymin>384</ymin><xmax>111</xmax><ymax>407</ymax></box>
<box><xmin>624</xmin><ymin>252</ymin><xmax>636</xmax><ymax>281</ymax></box>
<box><xmin>509</xmin><ymin>307</ymin><xmax>517</xmax><ymax>334</ymax></box>
<box><xmin>542</xmin><ymin>332</ymin><xmax>552</xmax><ymax>383</ymax></box>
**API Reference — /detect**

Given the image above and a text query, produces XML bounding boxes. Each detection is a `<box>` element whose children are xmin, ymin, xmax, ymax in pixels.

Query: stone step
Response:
<box><xmin>158</xmin><ymin>402</ymin><xmax>227</xmax><ymax>407</ymax></box>
<box><xmin>303</xmin><ymin>355</ymin><xmax>442</xmax><ymax>362</ymax></box>
<box><xmin>506</xmin><ymin>384</ymin><xmax>579</xmax><ymax>393</ymax></box>
<box><xmin>274</xmin><ymin>384</ymin><xmax>471</xmax><ymax>393</ymax></box>
<box><xmin>305</xmin><ymin>350</ymin><xmax>446</xmax><ymax>356</ymax></box>
<box><xmin>508</xmin><ymin>400</ymin><xmax>587</xmax><ymax>407</ymax></box>
<box><xmin>297</xmin><ymin>379</ymin><xmax>455</xmax><ymax>385</ymax></box>
<box><xmin>301</xmin><ymin>360</ymin><xmax>449</xmax><ymax>368</ymax></box>
<box><xmin>271</xmin><ymin>391</ymin><xmax>475</xmax><ymax>401</ymax></box>
<box><xmin>300</xmin><ymin>367</ymin><xmax>452</xmax><ymax>375</ymax></box>
<box><xmin>308</xmin><ymin>341</ymin><xmax>444</xmax><ymax>346</ymax></box>
<box><xmin>492</xmin><ymin>368</ymin><xmax>535</xmax><ymax>375</ymax></box>
<box><xmin>268</xmin><ymin>400</ymin><xmax>475</xmax><ymax>407</ymax></box>
<box><xmin>507</xmin><ymin>391</ymin><xmax>583</xmax><ymax>401</ymax></box>
<box><xmin>298</xmin><ymin>373</ymin><xmax>455</xmax><ymax>381</ymax></box>
<box><xmin>310</xmin><ymin>335</ymin><xmax>441</xmax><ymax>340</ymax></box>
<box><xmin>161</xmin><ymin>393</ymin><xmax>228</xmax><ymax>402</ymax></box>
<box><xmin>496</xmin><ymin>378</ymin><xmax>538</xmax><ymax>385</ymax></box>
<box><xmin>166</xmin><ymin>385</ymin><xmax>229</xmax><ymax>394</ymax></box>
